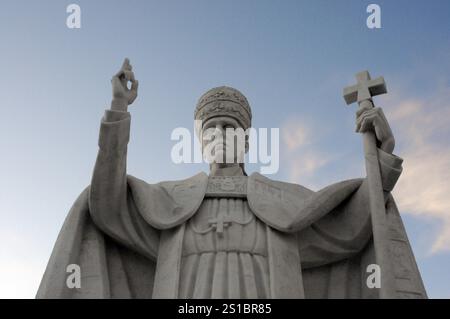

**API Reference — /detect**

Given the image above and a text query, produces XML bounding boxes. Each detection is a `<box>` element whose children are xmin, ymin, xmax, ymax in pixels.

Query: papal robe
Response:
<box><xmin>36</xmin><ymin>110</ymin><xmax>427</xmax><ymax>299</ymax></box>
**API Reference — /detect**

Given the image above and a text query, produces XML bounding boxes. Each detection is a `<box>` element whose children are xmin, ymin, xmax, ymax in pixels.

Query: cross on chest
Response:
<box><xmin>208</xmin><ymin>214</ymin><xmax>233</xmax><ymax>234</ymax></box>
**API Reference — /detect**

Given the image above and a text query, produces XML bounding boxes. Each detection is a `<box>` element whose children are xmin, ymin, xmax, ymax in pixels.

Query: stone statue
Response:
<box><xmin>37</xmin><ymin>59</ymin><xmax>427</xmax><ymax>298</ymax></box>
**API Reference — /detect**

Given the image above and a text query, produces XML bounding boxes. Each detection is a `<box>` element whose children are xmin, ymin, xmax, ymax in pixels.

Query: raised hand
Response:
<box><xmin>111</xmin><ymin>58</ymin><xmax>139</xmax><ymax>111</ymax></box>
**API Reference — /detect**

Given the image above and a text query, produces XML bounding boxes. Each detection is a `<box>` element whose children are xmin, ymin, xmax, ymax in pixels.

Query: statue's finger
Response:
<box><xmin>356</xmin><ymin>106</ymin><xmax>372</xmax><ymax>118</ymax></box>
<box><xmin>129</xmin><ymin>90</ymin><xmax>137</xmax><ymax>104</ymax></box>
<box><xmin>373</xmin><ymin>122</ymin><xmax>384</xmax><ymax>143</ymax></box>
<box><xmin>356</xmin><ymin>104</ymin><xmax>372</xmax><ymax>118</ymax></box>
<box><xmin>377</xmin><ymin>107</ymin><xmax>388</xmax><ymax>123</ymax></box>
<box><xmin>357</xmin><ymin>114</ymin><xmax>371</xmax><ymax>131</ymax></box>
<box><xmin>130</xmin><ymin>79</ymin><xmax>139</xmax><ymax>92</ymax></box>
<box><xmin>356</xmin><ymin>110</ymin><xmax>371</xmax><ymax>126</ymax></box>
<box><xmin>359</xmin><ymin>114</ymin><xmax>377</xmax><ymax>132</ymax></box>
<box><xmin>121</xmin><ymin>58</ymin><xmax>131</xmax><ymax>70</ymax></box>
<box><xmin>123</xmin><ymin>70</ymin><xmax>135</xmax><ymax>81</ymax></box>
<box><xmin>129</xmin><ymin>71</ymin><xmax>135</xmax><ymax>81</ymax></box>
<box><xmin>356</xmin><ymin>108</ymin><xmax>376</xmax><ymax>127</ymax></box>
<box><xmin>367</xmin><ymin>108</ymin><xmax>386</xmax><ymax>131</ymax></box>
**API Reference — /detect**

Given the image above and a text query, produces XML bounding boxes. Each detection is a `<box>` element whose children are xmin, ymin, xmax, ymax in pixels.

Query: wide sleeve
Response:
<box><xmin>88</xmin><ymin>110</ymin><xmax>160</xmax><ymax>261</ymax></box>
<box><xmin>298</xmin><ymin>148</ymin><xmax>403</xmax><ymax>269</ymax></box>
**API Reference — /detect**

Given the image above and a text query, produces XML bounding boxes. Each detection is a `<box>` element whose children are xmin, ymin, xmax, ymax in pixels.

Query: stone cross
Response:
<box><xmin>208</xmin><ymin>215</ymin><xmax>233</xmax><ymax>234</ymax></box>
<box><xmin>343</xmin><ymin>70</ymin><xmax>387</xmax><ymax>106</ymax></box>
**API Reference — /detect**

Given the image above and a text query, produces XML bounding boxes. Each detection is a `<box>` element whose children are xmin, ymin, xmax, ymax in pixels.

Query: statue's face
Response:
<box><xmin>200</xmin><ymin>115</ymin><xmax>248</xmax><ymax>165</ymax></box>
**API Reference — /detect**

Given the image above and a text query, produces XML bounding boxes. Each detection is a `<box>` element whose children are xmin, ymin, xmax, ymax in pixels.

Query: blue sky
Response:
<box><xmin>0</xmin><ymin>0</ymin><xmax>449</xmax><ymax>298</ymax></box>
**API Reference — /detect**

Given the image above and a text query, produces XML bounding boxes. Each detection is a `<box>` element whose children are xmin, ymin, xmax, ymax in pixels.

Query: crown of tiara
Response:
<box><xmin>195</xmin><ymin>86</ymin><xmax>252</xmax><ymax>129</ymax></box>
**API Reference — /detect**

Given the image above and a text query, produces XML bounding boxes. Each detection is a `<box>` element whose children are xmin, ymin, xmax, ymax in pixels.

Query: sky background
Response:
<box><xmin>0</xmin><ymin>0</ymin><xmax>449</xmax><ymax>298</ymax></box>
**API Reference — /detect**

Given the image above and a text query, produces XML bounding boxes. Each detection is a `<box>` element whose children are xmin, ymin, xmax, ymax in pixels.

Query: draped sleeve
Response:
<box><xmin>89</xmin><ymin>110</ymin><xmax>160</xmax><ymax>260</ymax></box>
<box><xmin>298</xmin><ymin>148</ymin><xmax>403</xmax><ymax>268</ymax></box>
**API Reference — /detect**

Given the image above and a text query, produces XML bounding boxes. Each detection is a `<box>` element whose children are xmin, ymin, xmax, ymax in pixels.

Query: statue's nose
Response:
<box><xmin>215</xmin><ymin>124</ymin><xmax>224</xmax><ymax>134</ymax></box>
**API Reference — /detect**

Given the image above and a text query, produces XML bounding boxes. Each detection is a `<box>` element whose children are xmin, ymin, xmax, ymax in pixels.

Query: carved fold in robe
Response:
<box><xmin>180</xmin><ymin>197</ymin><xmax>270</xmax><ymax>298</ymax></box>
<box><xmin>37</xmin><ymin>110</ymin><xmax>427</xmax><ymax>299</ymax></box>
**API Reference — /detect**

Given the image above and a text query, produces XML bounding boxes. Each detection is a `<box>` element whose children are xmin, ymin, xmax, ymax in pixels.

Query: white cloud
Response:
<box><xmin>386</xmin><ymin>88</ymin><xmax>450</xmax><ymax>254</ymax></box>
<box><xmin>281</xmin><ymin>118</ymin><xmax>334</xmax><ymax>189</ymax></box>
<box><xmin>282</xmin><ymin>121</ymin><xmax>311</xmax><ymax>151</ymax></box>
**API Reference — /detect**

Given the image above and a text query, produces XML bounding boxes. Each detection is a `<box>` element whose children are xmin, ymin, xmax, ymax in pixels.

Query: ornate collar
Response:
<box><xmin>205</xmin><ymin>176</ymin><xmax>247</xmax><ymax>198</ymax></box>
